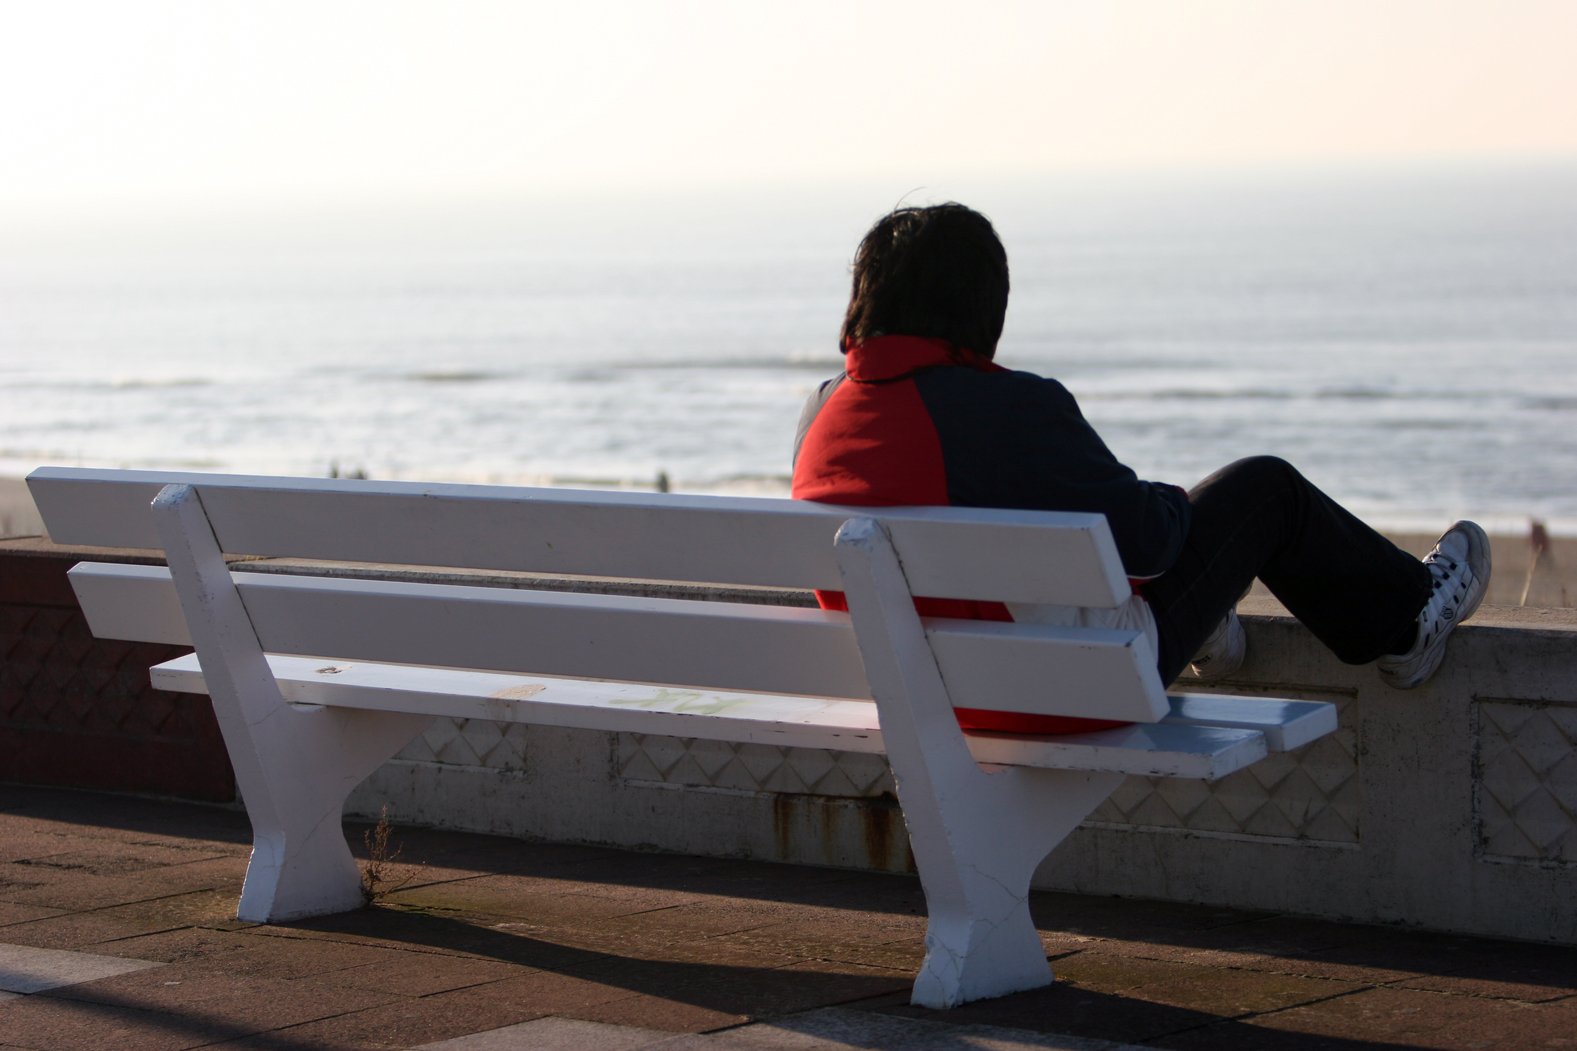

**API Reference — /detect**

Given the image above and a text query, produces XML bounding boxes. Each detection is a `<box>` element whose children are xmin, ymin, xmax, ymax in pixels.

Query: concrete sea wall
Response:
<box><xmin>3</xmin><ymin>539</ymin><xmax>1574</xmax><ymax>944</ymax></box>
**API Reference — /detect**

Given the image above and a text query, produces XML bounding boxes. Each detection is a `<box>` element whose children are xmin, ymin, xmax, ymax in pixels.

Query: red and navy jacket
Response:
<box><xmin>791</xmin><ymin>334</ymin><xmax>1191</xmax><ymax>733</ymax></box>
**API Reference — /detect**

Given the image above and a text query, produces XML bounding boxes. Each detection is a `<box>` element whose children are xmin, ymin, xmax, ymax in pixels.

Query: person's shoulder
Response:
<box><xmin>914</xmin><ymin>363</ymin><xmax>1084</xmax><ymax>426</ymax></box>
<box><xmin>972</xmin><ymin>364</ymin><xmax>1079</xmax><ymax>405</ymax></box>
<box><xmin>808</xmin><ymin>371</ymin><xmax>849</xmax><ymax>400</ymax></box>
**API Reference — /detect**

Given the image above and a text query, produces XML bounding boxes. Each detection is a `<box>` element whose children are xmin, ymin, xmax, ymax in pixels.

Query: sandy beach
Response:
<box><xmin>1</xmin><ymin>475</ymin><xmax>43</xmax><ymax>539</ymax></box>
<box><xmin>3</xmin><ymin>473</ymin><xmax>1571</xmax><ymax>607</ymax></box>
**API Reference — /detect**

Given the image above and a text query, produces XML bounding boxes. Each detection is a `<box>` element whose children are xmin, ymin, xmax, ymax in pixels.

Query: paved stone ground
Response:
<box><xmin>1</xmin><ymin>786</ymin><xmax>1574</xmax><ymax>1050</ymax></box>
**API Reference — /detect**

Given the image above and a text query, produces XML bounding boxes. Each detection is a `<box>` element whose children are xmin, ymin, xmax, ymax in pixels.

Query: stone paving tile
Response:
<box><xmin>450</xmin><ymin>916</ymin><xmax>650</xmax><ymax>961</ymax></box>
<box><xmin>877</xmin><ymin>981</ymin><xmax>1224</xmax><ymax>1046</ymax></box>
<box><xmin>78</xmin><ymin>926</ymin><xmax>265</xmax><ymax>967</ymax></box>
<box><xmin>568</xmin><ymin>951</ymin><xmax>917</xmax><ymax>1025</ymax></box>
<box><xmin>0</xmin><ymin>942</ymin><xmax>163</xmax><ymax>993</ymax></box>
<box><xmin>0</xmin><ymin>830</ymin><xmax>82</xmax><ymax>865</ymax></box>
<box><xmin>1032</xmin><ymin>892</ymin><xmax>1273</xmax><ymax>943</ymax></box>
<box><xmin>573</xmin><ymin>993</ymin><xmax>747</xmax><ymax>1034</ymax></box>
<box><xmin>412</xmin><ymin>1015</ymin><xmax>668</xmax><ymax>1050</ymax></box>
<box><xmin>326</xmin><ymin>953</ymin><xmax>531</xmax><ymax>998</ymax></box>
<box><xmin>245</xmin><ymin>906</ymin><xmax>616</xmax><ymax>973</ymax></box>
<box><xmin>384</xmin><ymin>875</ymin><xmax>708</xmax><ymax>923</ymax></box>
<box><xmin>703</xmin><ymin>871</ymin><xmax>924</xmax><ymax>917</ymax></box>
<box><xmin>544</xmin><ymin>856</ymin><xmax>877</xmax><ymax>900</ymax></box>
<box><xmin>0</xmin><ymin>863</ymin><xmax>53</xmax><ymax>904</ymax></box>
<box><xmin>709</xmin><ymin>908</ymin><xmax>927</xmax><ymax>946</ymax></box>
<box><xmin>560</xmin><ymin>928</ymin><xmax>809</xmax><ymax>972</ymax></box>
<box><xmin>1043</xmin><ymin>911</ymin><xmax>1531</xmax><ymax>989</ymax></box>
<box><xmin>0</xmin><ymin>903</ymin><xmax>64</xmax><ymax>928</ymax></box>
<box><xmin>0</xmin><ymin>888</ymin><xmax>240</xmax><ymax>950</ymax></box>
<box><xmin>129</xmin><ymin>928</ymin><xmax>447</xmax><ymax>983</ymax></box>
<box><xmin>6</xmin><ymin>840</ymin><xmax>234</xmax><ymax>876</ymax></box>
<box><xmin>705</xmin><ymin>899</ymin><xmax>925</xmax><ymax>935</ymax></box>
<box><xmin>783</xmin><ymin>958</ymin><xmax>915</xmax><ymax>999</ymax></box>
<box><xmin>714</xmin><ymin>933</ymin><xmax>920</xmax><ymax>977</ymax></box>
<box><xmin>1387</xmin><ymin>938</ymin><xmax>1577</xmax><ymax>1004</ymax></box>
<box><xmin>709</xmin><ymin>920</ymin><xmax>926</xmax><ymax>973</ymax></box>
<box><xmin>212</xmin><ymin>970</ymin><xmax>637</xmax><ymax>1050</ymax></box>
<box><xmin>1393</xmin><ymin>972</ymin><xmax>1577</xmax><ymax>1005</ymax></box>
<box><xmin>1052</xmin><ymin>951</ymin><xmax>1358</xmax><ymax>1019</ymax></box>
<box><xmin>575</xmin><ymin>901</ymin><xmax>788</xmax><ymax>939</ymax></box>
<box><xmin>1154</xmin><ymin>985</ymin><xmax>1577</xmax><ymax>1050</ymax></box>
<box><xmin>0</xmin><ymin>854</ymin><xmax>245</xmax><ymax>913</ymax></box>
<box><xmin>43</xmin><ymin>967</ymin><xmax>407</xmax><ymax>1031</ymax></box>
<box><xmin>368</xmin><ymin>826</ymin><xmax>629</xmax><ymax>881</ymax></box>
<box><xmin>690</xmin><ymin>1007</ymin><xmax>1153</xmax><ymax>1050</ymax></box>
<box><xmin>0</xmin><ymin>786</ymin><xmax>251</xmax><ymax>848</ymax></box>
<box><xmin>0</xmin><ymin>994</ymin><xmax>239</xmax><ymax>1051</ymax></box>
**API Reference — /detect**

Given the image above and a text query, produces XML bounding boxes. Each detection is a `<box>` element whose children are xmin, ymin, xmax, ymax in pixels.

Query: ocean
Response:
<box><xmin>2</xmin><ymin>163</ymin><xmax>1574</xmax><ymax>534</ymax></box>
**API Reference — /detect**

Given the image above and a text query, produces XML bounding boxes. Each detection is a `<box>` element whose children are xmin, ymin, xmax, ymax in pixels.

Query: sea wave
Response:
<box><xmin>1521</xmin><ymin>395</ymin><xmax>1577</xmax><ymax>411</ymax></box>
<box><xmin>4</xmin><ymin>376</ymin><xmax>216</xmax><ymax>392</ymax></box>
<box><xmin>610</xmin><ymin>357</ymin><xmax>840</xmax><ymax>372</ymax></box>
<box><xmin>402</xmin><ymin>369</ymin><xmax>507</xmax><ymax>383</ymax></box>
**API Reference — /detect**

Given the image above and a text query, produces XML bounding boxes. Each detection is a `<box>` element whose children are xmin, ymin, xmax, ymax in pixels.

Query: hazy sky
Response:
<box><xmin>3</xmin><ymin>0</ymin><xmax>1575</xmax><ymax>218</ymax></box>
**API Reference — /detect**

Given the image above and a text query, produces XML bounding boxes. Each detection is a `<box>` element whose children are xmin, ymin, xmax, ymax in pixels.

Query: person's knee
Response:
<box><xmin>1194</xmin><ymin>455</ymin><xmax>1300</xmax><ymax>496</ymax></box>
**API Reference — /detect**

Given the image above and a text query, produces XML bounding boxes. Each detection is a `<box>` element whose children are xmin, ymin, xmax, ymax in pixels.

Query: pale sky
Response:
<box><xmin>3</xmin><ymin>0</ymin><xmax>1575</xmax><ymax>218</ymax></box>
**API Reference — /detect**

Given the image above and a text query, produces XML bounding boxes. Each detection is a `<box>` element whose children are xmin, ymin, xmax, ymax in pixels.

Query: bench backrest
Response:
<box><xmin>29</xmin><ymin>467</ymin><xmax>1170</xmax><ymax>722</ymax></box>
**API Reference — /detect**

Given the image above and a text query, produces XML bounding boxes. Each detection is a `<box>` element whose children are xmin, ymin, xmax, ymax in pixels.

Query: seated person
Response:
<box><xmin>791</xmin><ymin>203</ymin><xmax>1489</xmax><ymax>733</ymax></box>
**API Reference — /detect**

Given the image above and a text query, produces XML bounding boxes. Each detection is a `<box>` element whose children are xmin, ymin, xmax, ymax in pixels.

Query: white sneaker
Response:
<box><xmin>1190</xmin><ymin>608</ymin><xmax>1246</xmax><ymax>679</ymax></box>
<box><xmin>1377</xmin><ymin>521</ymin><xmax>1491</xmax><ymax>689</ymax></box>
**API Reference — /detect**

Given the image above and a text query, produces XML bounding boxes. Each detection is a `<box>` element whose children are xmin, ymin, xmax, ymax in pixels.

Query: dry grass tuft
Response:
<box><xmin>361</xmin><ymin>805</ymin><xmax>420</xmax><ymax>903</ymax></box>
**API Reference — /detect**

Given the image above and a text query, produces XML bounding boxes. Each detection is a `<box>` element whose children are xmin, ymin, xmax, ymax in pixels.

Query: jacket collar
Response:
<box><xmin>843</xmin><ymin>335</ymin><xmax>996</xmax><ymax>382</ymax></box>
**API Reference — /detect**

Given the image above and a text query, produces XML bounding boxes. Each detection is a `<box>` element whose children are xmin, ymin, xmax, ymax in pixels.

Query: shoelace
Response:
<box><xmin>1426</xmin><ymin>553</ymin><xmax>1470</xmax><ymax>598</ymax></box>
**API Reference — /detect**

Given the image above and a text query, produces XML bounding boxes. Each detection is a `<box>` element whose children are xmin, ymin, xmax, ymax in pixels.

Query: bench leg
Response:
<box><xmin>152</xmin><ymin>484</ymin><xmax>430</xmax><ymax>923</ymax></box>
<box><xmin>906</xmin><ymin>766</ymin><xmax>1123</xmax><ymax>1010</ymax></box>
<box><xmin>233</xmin><ymin>706</ymin><xmax>432</xmax><ymax>923</ymax></box>
<box><xmin>834</xmin><ymin>517</ymin><xmax>1129</xmax><ymax>1008</ymax></box>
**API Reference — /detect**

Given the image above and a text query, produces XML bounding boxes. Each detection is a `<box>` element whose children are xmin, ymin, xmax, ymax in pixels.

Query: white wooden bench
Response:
<box><xmin>28</xmin><ymin>466</ymin><xmax>1337</xmax><ymax>1009</ymax></box>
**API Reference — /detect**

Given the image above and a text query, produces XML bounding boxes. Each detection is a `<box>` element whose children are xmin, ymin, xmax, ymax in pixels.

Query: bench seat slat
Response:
<box><xmin>150</xmin><ymin>653</ymin><xmax>1272</xmax><ymax>779</ymax></box>
<box><xmin>1164</xmin><ymin>693</ymin><xmax>1340</xmax><ymax>751</ymax></box>
<box><xmin>69</xmin><ymin>563</ymin><xmax>1167</xmax><ymax>721</ymax></box>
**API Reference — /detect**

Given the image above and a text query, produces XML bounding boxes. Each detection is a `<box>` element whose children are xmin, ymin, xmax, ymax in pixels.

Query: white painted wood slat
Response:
<box><xmin>69</xmin><ymin>563</ymin><xmax>1166</xmax><ymax>720</ymax></box>
<box><xmin>29</xmin><ymin>467</ymin><xmax>1129</xmax><ymax>606</ymax></box>
<box><xmin>150</xmin><ymin>653</ymin><xmax>1272</xmax><ymax>779</ymax></box>
<box><xmin>68</xmin><ymin>563</ymin><xmax>190</xmax><ymax>645</ymax></box>
<box><xmin>928</xmin><ymin>619</ymin><xmax>1168</xmax><ymax>724</ymax></box>
<box><xmin>69</xmin><ymin>563</ymin><xmax>1342</xmax><ymax>745</ymax></box>
<box><xmin>1165</xmin><ymin>693</ymin><xmax>1341</xmax><ymax>751</ymax></box>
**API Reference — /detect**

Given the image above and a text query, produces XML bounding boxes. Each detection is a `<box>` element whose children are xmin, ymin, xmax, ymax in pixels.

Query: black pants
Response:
<box><xmin>1145</xmin><ymin>456</ymin><xmax>1433</xmax><ymax>685</ymax></box>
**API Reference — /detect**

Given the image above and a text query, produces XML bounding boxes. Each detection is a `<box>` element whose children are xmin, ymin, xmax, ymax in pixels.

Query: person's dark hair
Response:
<box><xmin>841</xmin><ymin>202</ymin><xmax>1009</xmax><ymax>360</ymax></box>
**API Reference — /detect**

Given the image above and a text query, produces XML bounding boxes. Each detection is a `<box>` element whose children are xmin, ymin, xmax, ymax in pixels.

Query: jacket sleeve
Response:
<box><xmin>791</xmin><ymin>373</ymin><xmax>846</xmax><ymax>469</ymax></box>
<box><xmin>926</xmin><ymin>370</ymin><xmax>1193</xmax><ymax>579</ymax></box>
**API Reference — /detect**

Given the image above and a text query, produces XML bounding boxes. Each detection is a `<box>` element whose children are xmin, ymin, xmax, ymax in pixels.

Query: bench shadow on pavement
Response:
<box><xmin>275</xmin><ymin>905</ymin><xmax>1449</xmax><ymax>1051</ymax></box>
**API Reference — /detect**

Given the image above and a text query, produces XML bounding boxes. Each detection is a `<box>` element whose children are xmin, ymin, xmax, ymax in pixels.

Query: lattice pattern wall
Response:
<box><xmin>1476</xmin><ymin>699</ymin><xmax>1577</xmax><ymax>865</ymax></box>
<box><xmin>616</xmin><ymin>734</ymin><xmax>896</xmax><ymax>799</ymax></box>
<box><xmin>0</xmin><ymin>547</ymin><xmax>232</xmax><ymax>800</ymax></box>
<box><xmin>1088</xmin><ymin>700</ymin><xmax>1359</xmax><ymax>843</ymax></box>
<box><xmin>607</xmin><ymin>704</ymin><xmax>1359</xmax><ymax>846</ymax></box>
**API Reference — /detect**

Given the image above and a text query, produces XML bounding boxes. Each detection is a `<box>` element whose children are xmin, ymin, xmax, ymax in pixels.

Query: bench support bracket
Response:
<box><xmin>153</xmin><ymin>484</ymin><xmax>430</xmax><ymax>923</ymax></box>
<box><xmin>836</xmin><ymin>517</ymin><xmax>1124</xmax><ymax>1009</ymax></box>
